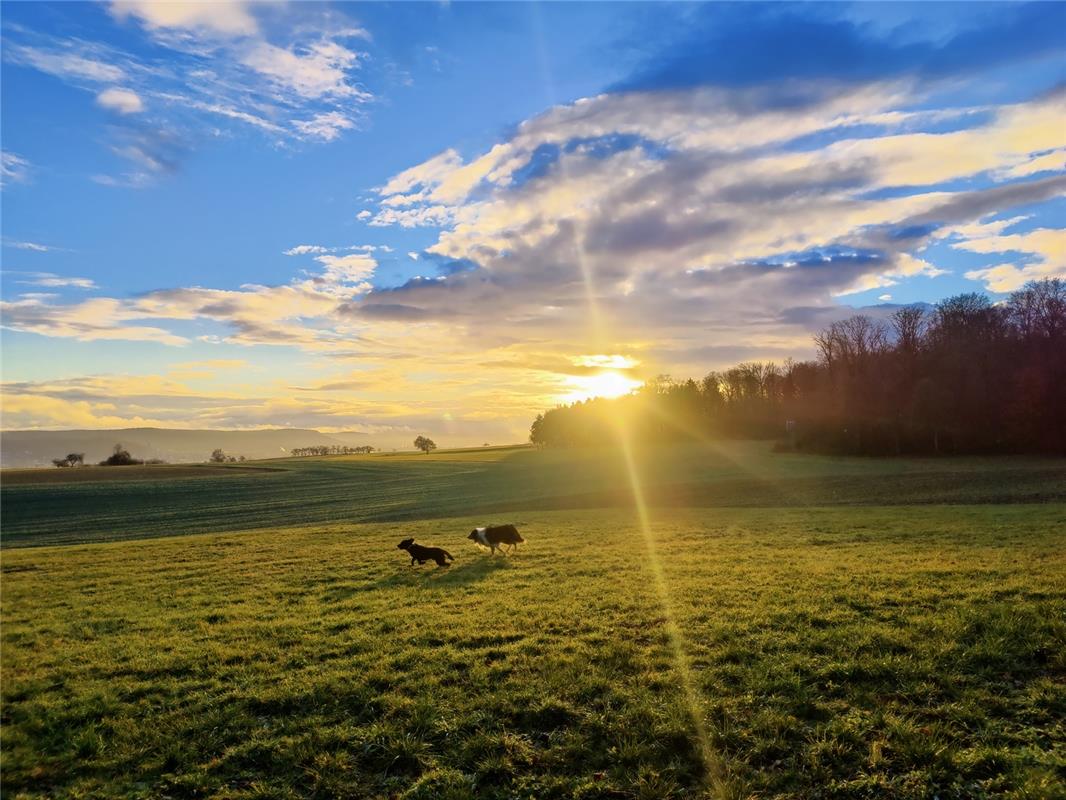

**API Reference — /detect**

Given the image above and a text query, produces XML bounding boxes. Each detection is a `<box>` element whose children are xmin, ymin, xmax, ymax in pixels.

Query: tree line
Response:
<box><xmin>52</xmin><ymin>444</ymin><xmax>166</xmax><ymax>467</ymax></box>
<box><xmin>530</xmin><ymin>279</ymin><xmax>1066</xmax><ymax>456</ymax></box>
<box><xmin>288</xmin><ymin>445</ymin><xmax>376</xmax><ymax>457</ymax></box>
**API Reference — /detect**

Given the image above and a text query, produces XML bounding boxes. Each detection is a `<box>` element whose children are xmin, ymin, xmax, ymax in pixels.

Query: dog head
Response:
<box><xmin>397</xmin><ymin>538</ymin><xmax>415</xmax><ymax>550</ymax></box>
<box><xmin>467</xmin><ymin>529</ymin><xmax>479</xmax><ymax>541</ymax></box>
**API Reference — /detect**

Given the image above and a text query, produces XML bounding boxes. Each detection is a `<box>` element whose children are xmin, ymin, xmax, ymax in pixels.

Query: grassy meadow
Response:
<box><xmin>2</xmin><ymin>444</ymin><xmax>1064</xmax><ymax>799</ymax></box>
<box><xmin>3</xmin><ymin>442</ymin><xmax>1065</xmax><ymax>548</ymax></box>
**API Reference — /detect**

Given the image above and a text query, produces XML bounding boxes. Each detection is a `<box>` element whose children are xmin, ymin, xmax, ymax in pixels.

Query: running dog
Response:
<box><xmin>397</xmin><ymin>538</ymin><xmax>454</xmax><ymax>567</ymax></box>
<box><xmin>468</xmin><ymin>524</ymin><xmax>525</xmax><ymax>555</ymax></box>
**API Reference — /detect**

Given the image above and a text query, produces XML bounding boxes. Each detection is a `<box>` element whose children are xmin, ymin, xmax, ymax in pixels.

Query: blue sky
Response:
<box><xmin>1</xmin><ymin>1</ymin><xmax>1064</xmax><ymax>444</ymax></box>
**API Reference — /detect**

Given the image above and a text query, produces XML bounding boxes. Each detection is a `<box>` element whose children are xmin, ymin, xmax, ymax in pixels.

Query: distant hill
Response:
<box><xmin>0</xmin><ymin>428</ymin><xmax>380</xmax><ymax>468</ymax></box>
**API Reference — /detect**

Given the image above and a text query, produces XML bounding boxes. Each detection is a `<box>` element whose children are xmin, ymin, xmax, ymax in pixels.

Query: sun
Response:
<box><xmin>560</xmin><ymin>370</ymin><xmax>643</xmax><ymax>403</ymax></box>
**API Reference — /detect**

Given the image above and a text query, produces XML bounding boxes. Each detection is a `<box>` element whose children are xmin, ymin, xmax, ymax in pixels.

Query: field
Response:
<box><xmin>3</xmin><ymin>442</ymin><xmax>1066</xmax><ymax>548</ymax></box>
<box><xmin>2</xmin><ymin>443</ymin><xmax>1064</xmax><ymax>799</ymax></box>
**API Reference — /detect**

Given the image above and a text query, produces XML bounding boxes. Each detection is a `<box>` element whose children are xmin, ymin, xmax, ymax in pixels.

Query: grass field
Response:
<box><xmin>3</xmin><ymin>442</ymin><xmax>1065</xmax><ymax>548</ymax></box>
<box><xmin>2</xmin><ymin>444</ymin><xmax>1064</xmax><ymax>799</ymax></box>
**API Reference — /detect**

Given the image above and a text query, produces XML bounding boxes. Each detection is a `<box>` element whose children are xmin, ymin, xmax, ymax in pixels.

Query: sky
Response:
<box><xmin>1</xmin><ymin>1</ymin><xmax>1064</xmax><ymax>446</ymax></box>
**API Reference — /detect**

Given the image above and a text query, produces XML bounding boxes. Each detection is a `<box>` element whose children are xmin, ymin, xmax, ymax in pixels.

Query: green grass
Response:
<box><xmin>2</xmin><ymin>506</ymin><xmax>1064</xmax><ymax>799</ymax></box>
<box><xmin>3</xmin><ymin>441</ymin><xmax>1065</xmax><ymax>548</ymax></box>
<box><xmin>2</xmin><ymin>444</ymin><xmax>1064</xmax><ymax>798</ymax></box>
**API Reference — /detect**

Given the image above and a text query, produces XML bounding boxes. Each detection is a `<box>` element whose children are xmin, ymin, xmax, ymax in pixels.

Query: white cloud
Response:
<box><xmin>293</xmin><ymin>111</ymin><xmax>357</xmax><ymax>142</ymax></box>
<box><xmin>155</xmin><ymin>93</ymin><xmax>285</xmax><ymax>134</ymax></box>
<box><xmin>18</xmin><ymin>272</ymin><xmax>97</xmax><ymax>289</ymax></box>
<box><xmin>313</xmin><ymin>253</ymin><xmax>378</xmax><ymax>284</ymax></box>
<box><xmin>4</xmin><ymin>42</ymin><xmax>126</xmax><ymax>82</ymax></box>
<box><xmin>109</xmin><ymin>1</ymin><xmax>259</xmax><ymax>36</ymax></box>
<box><xmin>959</xmin><ymin>228</ymin><xmax>1066</xmax><ymax>292</ymax></box>
<box><xmin>284</xmin><ymin>245</ymin><xmax>330</xmax><ymax>256</ymax></box>
<box><xmin>379</xmin><ymin>149</ymin><xmax>463</xmax><ymax>196</ymax></box>
<box><xmin>408</xmin><ymin>252</ymin><xmax>420</xmax><ymax>260</ymax></box>
<box><xmin>4</xmin><ymin>240</ymin><xmax>51</xmax><ymax>252</ymax></box>
<box><xmin>5</xmin><ymin>7</ymin><xmax>375</xmax><ymax>177</ymax></box>
<box><xmin>240</xmin><ymin>40</ymin><xmax>367</xmax><ymax>101</ymax></box>
<box><xmin>1</xmin><ymin>152</ymin><xmax>31</xmax><ymax>186</ymax></box>
<box><xmin>96</xmin><ymin>87</ymin><xmax>144</xmax><ymax>114</ymax></box>
<box><xmin>0</xmin><ymin>250</ymin><xmax>379</xmax><ymax>350</ymax></box>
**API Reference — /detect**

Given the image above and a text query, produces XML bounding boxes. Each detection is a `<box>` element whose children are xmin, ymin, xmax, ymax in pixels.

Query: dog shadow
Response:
<box><xmin>366</xmin><ymin>552</ymin><xmax>515</xmax><ymax>591</ymax></box>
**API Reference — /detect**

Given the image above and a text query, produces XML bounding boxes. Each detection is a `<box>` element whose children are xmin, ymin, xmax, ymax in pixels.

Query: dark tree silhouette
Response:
<box><xmin>530</xmin><ymin>279</ymin><xmax>1066</xmax><ymax>456</ymax></box>
<box><xmin>290</xmin><ymin>445</ymin><xmax>374</xmax><ymax>457</ymax></box>
<box><xmin>51</xmin><ymin>452</ymin><xmax>86</xmax><ymax>468</ymax></box>
<box><xmin>99</xmin><ymin>444</ymin><xmax>142</xmax><ymax>466</ymax></box>
<box><xmin>414</xmin><ymin>435</ymin><xmax>437</xmax><ymax>454</ymax></box>
<box><xmin>210</xmin><ymin>448</ymin><xmax>227</xmax><ymax>463</ymax></box>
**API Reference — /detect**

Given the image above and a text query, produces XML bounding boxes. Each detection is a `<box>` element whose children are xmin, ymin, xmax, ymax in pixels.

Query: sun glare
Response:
<box><xmin>561</xmin><ymin>370</ymin><xmax>643</xmax><ymax>403</ymax></box>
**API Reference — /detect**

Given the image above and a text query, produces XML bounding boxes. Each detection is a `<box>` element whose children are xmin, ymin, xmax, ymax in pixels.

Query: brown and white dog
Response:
<box><xmin>468</xmin><ymin>524</ymin><xmax>524</xmax><ymax>555</ymax></box>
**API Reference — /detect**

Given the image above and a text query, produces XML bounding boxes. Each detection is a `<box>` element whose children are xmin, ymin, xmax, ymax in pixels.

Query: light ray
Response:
<box><xmin>636</xmin><ymin>394</ymin><xmax>813</xmax><ymax>508</ymax></box>
<box><xmin>612</xmin><ymin>417</ymin><xmax>733</xmax><ymax>795</ymax></box>
<box><xmin>528</xmin><ymin>5</ymin><xmax>730</xmax><ymax>793</ymax></box>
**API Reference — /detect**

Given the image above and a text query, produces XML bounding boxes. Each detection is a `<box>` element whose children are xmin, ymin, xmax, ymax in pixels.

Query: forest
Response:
<box><xmin>530</xmin><ymin>279</ymin><xmax>1066</xmax><ymax>455</ymax></box>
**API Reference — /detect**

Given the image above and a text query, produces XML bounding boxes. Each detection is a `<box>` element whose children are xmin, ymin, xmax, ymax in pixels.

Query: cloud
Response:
<box><xmin>92</xmin><ymin>124</ymin><xmax>191</xmax><ymax>186</ymax></box>
<box><xmin>3</xmin><ymin>240</ymin><xmax>52</xmax><ymax>252</ymax></box>
<box><xmin>96</xmin><ymin>87</ymin><xmax>144</xmax><ymax>114</ymax></box>
<box><xmin>4</xmin><ymin>3</ymin><xmax>1064</xmax><ymax>441</ymax></box>
<box><xmin>1</xmin><ymin>152</ymin><xmax>31</xmax><ymax>186</ymax></box>
<box><xmin>3</xmin><ymin>41</ymin><xmax>126</xmax><ymax>83</ymax></box>
<box><xmin>109</xmin><ymin>0</ymin><xmax>259</xmax><ymax>36</ymax></box>
<box><xmin>0</xmin><ymin>249</ymin><xmax>381</xmax><ymax>349</ymax></box>
<box><xmin>293</xmin><ymin>111</ymin><xmax>357</xmax><ymax>142</ymax></box>
<box><xmin>618</xmin><ymin>3</ymin><xmax>1066</xmax><ymax>94</ymax></box>
<box><xmin>240</xmin><ymin>40</ymin><xmax>367</xmax><ymax>100</ymax></box>
<box><xmin>958</xmin><ymin>228</ymin><xmax>1066</xmax><ymax>292</ymax></box>
<box><xmin>284</xmin><ymin>245</ymin><xmax>330</xmax><ymax>256</ymax></box>
<box><xmin>5</xmin><ymin>6</ymin><xmax>376</xmax><ymax>184</ymax></box>
<box><xmin>355</xmin><ymin>61</ymin><xmax>1063</xmax><ymax>372</ymax></box>
<box><xmin>16</xmin><ymin>272</ymin><xmax>97</xmax><ymax>289</ymax></box>
<box><xmin>313</xmin><ymin>253</ymin><xmax>378</xmax><ymax>285</ymax></box>
<box><xmin>284</xmin><ymin>244</ymin><xmax>383</xmax><ymax>256</ymax></box>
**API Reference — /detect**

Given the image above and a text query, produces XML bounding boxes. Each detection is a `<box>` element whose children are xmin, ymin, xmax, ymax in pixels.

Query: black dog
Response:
<box><xmin>468</xmin><ymin>524</ymin><xmax>525</xmax><ymax>555</ymax></box>
<box><xmin>398</xmin><ymin>538</ymin><xmax>454</xmax><ymax>567</ymax></box>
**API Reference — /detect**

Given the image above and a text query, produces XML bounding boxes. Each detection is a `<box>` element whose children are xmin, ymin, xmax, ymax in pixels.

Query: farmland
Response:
<box><xmin>3</xmin><ymin>442</ymin><xmax>1065</xmax><ymax>548</ymax></box>
<box><xmin>1</xmin><ymin>443</ymin><xmax>1064</xmax><ymax>799</ymax></box>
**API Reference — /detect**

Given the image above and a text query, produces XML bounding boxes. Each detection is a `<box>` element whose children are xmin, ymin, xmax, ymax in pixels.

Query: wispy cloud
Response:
<box><xmin>1</xmin><ymin>152</ymin><xmax>31</xmax><ymax>186</ymax></box>
<box><xmin>293</xmin><ymin>110</ymin><xmax>358</xmax><ymax>142</ymax></box>
<box><xmin>16</xmin><ymin>272</ymin><xmax>97</xmax><ymax>289</ymax></box>
<box><xmin>3</xmin><ymin>40</ymin><xmax>127</xmax><ymax>83</ymax></box>
<box><xmin>3</xmin><ymin>240</ymin><xmax>54</xmax><ymax>252</ymax></box>
<box><xmin>3</xmin><ymin>3</ymin><xmax>377</xmax><ymax>187</ymax></box>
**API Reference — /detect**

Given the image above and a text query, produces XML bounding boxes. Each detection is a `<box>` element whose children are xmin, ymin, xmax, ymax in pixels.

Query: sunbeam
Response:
<box><xmin>612</xmin><ymin>415</ymin><xmax>734</xmax><ymax>796</ymax></box>
<box><xmin>528</xmin><ymin>6</ymin><xmax>730</xmax><ymax>792</ymax></box>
